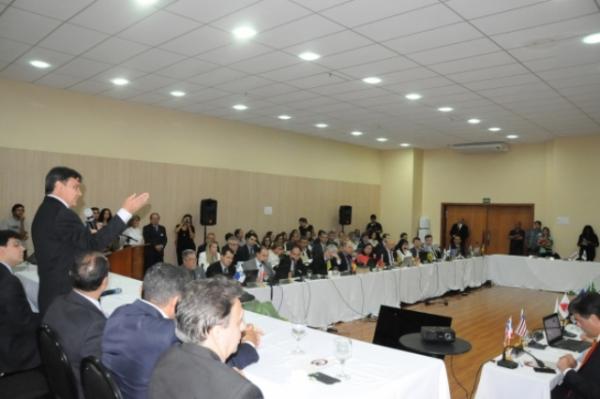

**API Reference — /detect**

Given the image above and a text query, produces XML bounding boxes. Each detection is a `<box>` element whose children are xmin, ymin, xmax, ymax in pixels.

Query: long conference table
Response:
<box><xmin>15</xmin><ymin>263</ymin><xmax>450</xmax><ymax>399</ymax></box>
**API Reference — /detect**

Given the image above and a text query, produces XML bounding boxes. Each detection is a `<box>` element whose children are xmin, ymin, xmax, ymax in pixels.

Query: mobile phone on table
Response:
<box><xmin>309</xmin><ymin>372</ymin><xmax>341</xmax><ymax>384</ymax></box>
<box><xmin>533</xmin><ymin>367</ymin><xmax>556</xmax><ymax>374</ymax></box>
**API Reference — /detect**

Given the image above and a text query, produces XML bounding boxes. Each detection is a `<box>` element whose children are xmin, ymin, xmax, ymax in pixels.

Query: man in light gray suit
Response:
<box><xmin>149</xmin><ymin>277</ymin><xmax>263</xmax><ymax>399</ymax></box>
<box><xmin>241</xmin><ymin>246</ymin><xmax>273</xmax><ymax>283</ymax></box>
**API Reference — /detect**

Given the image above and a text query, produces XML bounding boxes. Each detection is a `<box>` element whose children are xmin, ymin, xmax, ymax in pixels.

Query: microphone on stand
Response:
<box><xmin>119</xmin><ymin>234</ymin><xmax>139</xmax><ymax>243</ymax></box>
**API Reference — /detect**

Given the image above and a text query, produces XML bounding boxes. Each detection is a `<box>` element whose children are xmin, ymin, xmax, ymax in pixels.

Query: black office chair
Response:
<box><xmin>80</xmin><ymin>356</ymin><xmax>123</xmax><ymax>399</ymax></box>
<box><xmin>37</xmin><ymin>324</ymin><xmax>78</xmax><ymax>399</ymax></box>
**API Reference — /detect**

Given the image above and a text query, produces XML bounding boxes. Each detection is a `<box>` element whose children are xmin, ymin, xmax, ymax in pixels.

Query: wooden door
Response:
<box><xmin>441</xmin><ymin>203</ymin><xmax>534</xmax><ymax>254</ymax></box>
<box><xmin>486</xmin><ymin>205</ymin><xmax>534</xmax><ymax>254</ymax></box>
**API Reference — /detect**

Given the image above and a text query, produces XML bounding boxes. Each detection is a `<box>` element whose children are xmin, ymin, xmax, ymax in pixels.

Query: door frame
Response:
<box><xmin>440</xmin><ymin>202</ymin><xmax>535</xmax><ymax>250</ymax></box>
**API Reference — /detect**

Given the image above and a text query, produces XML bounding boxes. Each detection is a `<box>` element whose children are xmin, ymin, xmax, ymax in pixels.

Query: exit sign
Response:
<box><xmin>482</xmin><ymin>197</ymin><xmax>491</xmax><ymax>204</ymax></box>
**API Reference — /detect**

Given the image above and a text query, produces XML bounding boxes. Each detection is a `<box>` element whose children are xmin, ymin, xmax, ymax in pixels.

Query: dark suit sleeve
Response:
<box><xmin>563</xmin><ymin>369</ymin><xmax>600</xmax><ymax>399</ymax></box>
<box><xmin>226</xmin><ymin>342</ymin><xmax>259</xmax><ymax>369</ymax></box>
<box><xmin>237</xmin><ymin>384</ymin><xmax>263</xmax><ymax>399</ymax></box>
<box><xmin>81</xmin><ymin>315</ymin><xmax>105</xmax><ymax>360</ymax></box>
<box><xmin>55</xmin><ymin>208</ymin><xmax>125</xmax><ymax>251</ymax></box>
<box><xmin>160</xmin><ymin>226</ymin><xmax>167</xmax><ymax>246</ymax></box>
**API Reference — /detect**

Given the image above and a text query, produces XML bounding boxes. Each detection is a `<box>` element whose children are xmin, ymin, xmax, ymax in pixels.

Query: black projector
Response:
<box><xmin>420</xmin><ymin>326</ymin><xmax>456</xmax><ymax>343</ymax></box>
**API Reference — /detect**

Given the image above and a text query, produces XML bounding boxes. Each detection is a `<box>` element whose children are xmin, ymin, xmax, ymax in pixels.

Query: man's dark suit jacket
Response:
<box><xmin>32</xmin><ymin>196</ymin><xmax>126</xmax><ymax>314</ymax></box>
<box><xmin>552</xmin><ymin>344</ymin><xmax>600</xmax><ymax>399</ymax></box>
<box><xmin>310</xmin><ymin>240</ymin><xmax>326</xmax><ymax>273</ymax></box>
<box><xmin>0</xmin><ymin>263</ymin><xmax>40</xmax><ymax>374</ymax></box>
<box><xmin>150</xmin><ymin>343</ymin><xmax>263</xmax><ymax>399</ymax></box>
<box><xmin>450</xmin><ymin>223</ymin><xmax>470</xmax><ymax>241</ymax></box>
<box><xmin>102</xmin><ymin>299</ymin><xmax>259</xmax><ymax>399</ymax></box>
<box><xmin>142</xmin><ymin>224</ymin><xmax>167</xmax><ymax>271</ymax></box>
<box><xmin>338</xmin><ymin>252</ymin><xmax>353</xmax><ymax>272</ymax></box>
<box><xmin>381</xmin><ymin>248</ymin><xmax>398</xmax><ymax>266</ymax></box>
<box><xmin>236</xmin><ymin>244</ymin><xmax>259</xmax><ymax>263</ymax></box>
<box><xmin>43</xmin><ymin>290</ymin><xmax>106</xmax><ymax>397</ymax></box>
<box><xmin>206</xmin><ymin>261</ymin><xmax>236</xmax><ymax>279</ymax></box>
<box><xmin>276</xmin><ymin>256</ymin><xmax>307</xmax><ymax>279</ymax></box>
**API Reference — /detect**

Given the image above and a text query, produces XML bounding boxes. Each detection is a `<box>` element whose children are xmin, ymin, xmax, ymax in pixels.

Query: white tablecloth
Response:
<box><xmin>244</xmin><ymin>312</ymin><xmax>450</xmax><ymax>399</ymax></box>
<box><xmin>485</xmin><ymin>255</ymin><xmax>600</xmax><ymax>292</ymax></box>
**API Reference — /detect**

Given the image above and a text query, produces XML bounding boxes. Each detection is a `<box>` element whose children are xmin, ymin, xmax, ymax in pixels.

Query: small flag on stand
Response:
<box><xmin>504</xmin><ymin>316</ymin><xmax>513</xmax><ymax>347</ymax></box>
<box><xmin>559</xmin><ymin>293</ymin><xmax>570</xmax><ymax>319</ymax></box>
<box><xmin>515</xmin><ymin>309</ymin><xmax>528</xmax><ymax>337</ymax></box>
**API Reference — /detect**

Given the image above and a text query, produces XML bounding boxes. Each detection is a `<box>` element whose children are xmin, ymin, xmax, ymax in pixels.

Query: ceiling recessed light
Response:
<box><xmin>278</xmin><ymin>114</ymin><xmax>291</xmax><ymax>120</ymax></box>
<box><xmin>350</xmin><ymin>131</ymin><xmax>363</xmax><ymax>136</ymax></box>
<box><xmin>362</xmin><ymin>76</ymin><xmax>382</xmax><ymax>84</ymax></box>
<box><xmin>111</xmin><ymin>77</ymin><xmax>129</xmax><ymax>86</ymax></box>
<box><xmin>488</xmin><ymin>127</ymin><xmax>501</xmax><ymax>132</ymax></box>
<box><xmin>135</xmin><ymin>0</ymin><xmax>159</xmax><ymax>6</ymax></box>
<box><xmin>582</xmin><ymin>33</ymin><xmax>600</xmax><ymax>44</ymax></box>
<box><xmin>399</xmin><ymin>143</ymin><xmax>410</xmax><ymax>147</ymax></box>
<box><xmin>170</xmin><ymin>90</ymin><xmax>186</xmax><ymax>97</ymax></box>
<box><xmin>232</xmin><ymin>104</ymin><xmax>248</xmax><ymax>111</ymax></box>
<box><xmin>438</xmin><ymin>106</ymin><xmax>453</xmax><ymax>112</ymax></box>
<box><xmin>376</xmin><ymin>137</ymin><xmax>388</xmax><ymax>142</ymax></box>
<box><xmin>405</xmin><ymin>93</ymin><xmax>422</xmax><ymax>100</ymax></box>
<box><xmin>467</xmin><ymin>118</ymin><xmax>481</xmax><ymax>124</ymax></box>
<box><xmin>29</xmin><ymin>60</ymin><xmax>51</xmax><ymax>69</ymax></box>
<box><xmin>232</xmin><ymin>26</ymin><xmax>257</xmax><ymax>40</ymax></box>
<box><xmin>298</xmin><ymin>51</ymin><xmax>320</xmax><ymax>61</ymax></box>
<box><xmin>506</xmin><ymin>134</ymin><xmax>519</xmax><ymax>139</ymax></box>
<box><xmin>315</xmin><ymin>123</ymin><xmax>328</xmax><ymax>128</ymax></box>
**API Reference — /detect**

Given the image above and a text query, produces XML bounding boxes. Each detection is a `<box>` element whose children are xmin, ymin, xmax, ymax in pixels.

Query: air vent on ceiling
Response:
<box><xmin>450</xmin><ymin>142</ymin><xmax>509</xmax><ymax>153</ymax></box>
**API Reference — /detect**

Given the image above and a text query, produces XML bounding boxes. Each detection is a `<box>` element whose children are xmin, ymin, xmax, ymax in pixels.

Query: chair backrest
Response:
<box><xmin>80</xmin><ymin>356</ymin><xmax>123</xmax><ymax>399</ymax></box>
<box><xmin>373</xmin><ymin>305</ymin><xmax>452</xmax><ymax>352</ymax></box>
<box><xmin>37</xmin><ymin>324</ymin><xmax>78</xmax><ymax>399</ymax></box>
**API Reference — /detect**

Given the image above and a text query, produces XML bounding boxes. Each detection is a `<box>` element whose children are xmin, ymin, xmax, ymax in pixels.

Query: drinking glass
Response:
<box><xmin>291</xmin><ymin>321</ymin><xmax>307</xmax><ymax>354</ymax></box>
<box><xmin>334</xmin><ymin>337</ymin><xmax>352</xmax><ymax>379</ymax></box>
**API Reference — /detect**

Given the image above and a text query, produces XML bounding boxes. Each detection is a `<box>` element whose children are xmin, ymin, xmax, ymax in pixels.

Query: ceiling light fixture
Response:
<box><xmin>232</xmin><ymin>26</ymin><xmax>257</xmax><ymax>40</ymax></box>
<box><xmin>506</xmin><ymin>134</ymin><xmax>519</xmax><ymax>139</ymax></box>
<box><xmin>111</xmin><ymin>77</ymin><xmax>129</xmax><ymax>86</ymax></box>
<box><xmin>376</xmin><ymin>137</ymin><xmax>388</xmax><ymax>142</ymax></box>
<box><xmin>278</xmin><ymin>115</ymin><xmax>291</xmax><ymax>120</ymax></box>
<box><xmin>350</xmin><ymin>131</ymin><xmax>363</xmax><ymax>136</ymax></box>
<box><xmin>582</xmin><ymin>33</ymin><xmax>600</xmax><ymax>44</ymax></box>
<box><xmin>405</xmin><ymin>93</ymin><xmax>422</xmax><ymax>100</ymax></box>
<box><xmin>362</xmin><ymin>76</ymin><xmax>382</xmax><ymax>84</ymax></box>
<box><xmin>29</xmin><ymin>60</ymin><xmax>51</xmax><ymax>69</ymax></box>
<box><xmin>232</xmin><ymin>104</ymin><xmax>248</xmax><ymax>111</ymax></box>
<box><xmin>438</xmin><ymin>106</ymin><xmax>453</xmax><ymax>112</ymax></box>
<box><xmin>135</xmin><ymin>0</ymin><xmax>159</xmax><ymax>6</ymax></box>
<box><xmin>315</xmin><ymin>123</ymin><xmax>328</xmax><ymax>128</ymax></box>
<box><xmin>467</xmin><ymin>118</ymin><xmax>481</xmax><ymax>124</ymax></box>
<box><xmin>170</xmin><ymin>90</ymin><xmax>186</xmax><ymax>97</ymax></box>
<box><xmin>399</xmin><ymin>143</ymin><xmax>410</xmax><ymax>147</ymax></box>
<box><xmin>298</xmin><ymin>51</ymin><xmax>321</xmax><ymax>61</ymax></box>
<box><xmin>488</xmin><ymin>127</ymin><xmax>501</xmax><ymax>132</ymax></box>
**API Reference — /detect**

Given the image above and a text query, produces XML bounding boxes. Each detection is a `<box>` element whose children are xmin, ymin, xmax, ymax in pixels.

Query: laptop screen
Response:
<box><xmin>543</xmin><ymin>313</ymin><xmax>563</xmax><ymax>344</ymax></box>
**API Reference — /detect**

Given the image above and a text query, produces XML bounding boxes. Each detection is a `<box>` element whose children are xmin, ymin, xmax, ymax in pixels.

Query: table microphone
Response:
<box><xmin>497</xmin><ymin>346</ymin><xmax>518</xmax><ymax>369</ymax></box>
<box><xmin>101</xmin><ymin>288</ymin><xmax>123</xmax><ymax>297</ymax></box>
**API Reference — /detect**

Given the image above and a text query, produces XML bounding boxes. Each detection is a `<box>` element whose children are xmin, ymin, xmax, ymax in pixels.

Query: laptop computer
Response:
<box><xmin>543</xmin><ymin>313</ymin><xmax>591</xmax><ymax>353</ymax></box>
<box><xmin>242</xmin><ymin>269</ymin><xmax>259</xmax><ymax>287</ymax></box>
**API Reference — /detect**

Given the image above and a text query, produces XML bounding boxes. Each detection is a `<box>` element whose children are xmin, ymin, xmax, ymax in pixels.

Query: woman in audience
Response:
<box><xmin>120</xmin><ymin>215</ymin><xmax>144</xmax><ymax>247</ymax></box>
<box><xmin>175</xmin><ymin>214</ymin><xmax>196</xmax><ymax>265</ymax></box>
<box><xmin>268</xmin><ymin>243</ymin><xmax>284</xmax><ymax>267</ymax></box>
<box><xmin>577</xmin><ymin>225</ymin><xmax>599</xmax><ymax>261</ymax></box>
<box><xmin>286</xmin><ymin>229</ymin><xmax>300</xmax><ymax>251</ymax></box>
<box><xmin>537</xmin><ymin>227</ymin><xmax>554</xmax><ymax>257</ymax></box>
<box><xmin>369</xmin><ymin>231</ymin><xmax>381</xmax><ymax>247</ymax></box>
<box><xmin>198</xmin><ymin>241</ymin><xmax>220</xmax><ymax>271</ymax></box>
<box><xmin>261</xmin><ymin>234</ymin><xmax>272</xmax><ymax>249</ymax></box>
<box><xmin>395</xmin><ymin>239</ymin><xmax>412</xmax><ymax>262</ymax></box>
<box><xmin>355</xmin><ymin>243</ymin><xmax>378</xmax><ymax>269</ymax></box>
<box><xmin>98</xmin><ymin>208</ymin><xmax>112</xmax><ymax>229</ymax></box>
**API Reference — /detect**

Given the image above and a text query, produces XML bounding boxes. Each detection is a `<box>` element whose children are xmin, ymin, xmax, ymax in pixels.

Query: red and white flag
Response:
<box><xmin>515</xmin><ymin>309</ymin><xmax>528</xmax><ymax>337</ymax></box>
<box><xmin>504</xmin><ymin>317</ymin><xmax>513</xmax><ymax>347</ymax></box>
<box><xmin>559</xmin><ymin>293</ymin><xmax>570</xmax><ymax>319</ymax></box>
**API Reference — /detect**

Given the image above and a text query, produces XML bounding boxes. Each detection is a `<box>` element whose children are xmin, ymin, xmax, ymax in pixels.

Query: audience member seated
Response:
<box><xmin>356</xmin><ymin>243</ymin><xmax>378</xmax><ymax>269</ymax></box>
<box><xmin>149</xmin><ymin>278</ymin><xmax>263</xmax><ymax>399</ymax></box>
<box><xmin>275</xmin><ymin>246</ymin><xmax>307</xmax><ymax>279</ymax></box>
<box><xmin>237</xmin><ymin>232</ymin><xmax>259</xmax><ymax>262</ymax></box>
<box><xmin>382</xmin><ymin>237</ymin><xmax>398</xmax><ymax>267</ymax></box>
<box><xmin>298</xmin><ymin>217</ymin><xmax>314</xmax><ymax>238</ymax></box>
<box><xmin>102</xmin><ymin>263</ymin><xmax>259</xmax><ymax>399</ymax></box>
<box><xmin>97</xmin><ymin>208</ymin><xmax>112</xmax><ymax>229</ymax></box>
<box><xmin>537</xmin><ymin>227</ymin><xmax>554</xmax><ymax>257</ymax></box>
<box><xmin>0</xmin><ymin>204</ymin><xmax>28</xmax><ymax>248</ymax></box>
<box><xmin>120</xmin><ymin>214</ymin><xmax>144</xmax><ymax>247</ymax></box>
<box><xmin>311</xmin><ymin>230</ymin><xmax>328</xmax><ymax>273</ymax></box>
<box><xmin>260</xmin><ymin>233</ymin><xmax>272</xmax><ymax>250</ymax></box>
<box><xmin>242</xmin><ymin>246</ymin><xmax>274</xmax><ymax>283</ymax></box>
<box><xmin>234</xmin><ymin>228</ymin><xmax>245</xmax><ymax>247</ymax></box>
<box><xmin>181</xmin><ymin>249</ymin><xmax>203</xmax><ymax>280</ymax></box>
<box><xmin>410</xmin><ymin>237</ymin><xmax>426</xmax><ymax>259</ymax></box>
<box><xmin>327</xmin><ymin>230</ymin><xmax>337</xmax><ymax>245</ymax></box>
<box><xmin>395</xmin><ymin>239</ymin><xmax>412</xmax><ymax>263</ymax></box>
<box><xmin>43</xmin><ymin>251</ymin><xmax>109</xmax><ymax>397</ymax></box>
<box><xmin>198</xmin><ymin>242</ymin><xmax>220</xmax><ymax>274</ymax></box>
<box><xmin>223</xmin><ymin>235</ymin><xmax>242</xmax><ymax>265</ymax></box>
<box><xmin>298</xmin><ymin>237</ymin><xmax>312</xmax><ymax>264</ymax></box>
<box><xmin>423</xmin><ymin>234</ymin><xmax>442</xmax><ymax>261</ymax></box>
<box><xmin>285</xmin><ymin>229</ymin><xmax>301</xmax><ymax>252</ymax></box>
<box><xmin>268</xmin><ymin>243</ymin><xmax>284</xmax><ymax>267</ymax></box>
<box><xmin>577</xmin><ymin>225</ymin><xmax>599</xmax><ymax>261</ymax></box>
<box><xmin>338</xmin><ymin>240</ymin><xmax>355</xmax><ymax>272</ymax></box>
<box><xmin>206</xmin><ymin>247</ymin><xmax>236</xmax><ymax>279</ymax></box>
<box><xmin>0</xmin><ymin>230</ymin><xmax>40</xmax><ymax>375</ymax></box>
<box><xmin>356</xmin><ymin>232</ymin><xmax>370</xmax><ymax>251</ymax></box>
<box><xmin>196</xmin><ymin>231</ymin><xmax>218</xmax><ymax>255</ymax></box>
<box><xmin>449</xmin><ymin>236</ymin><xmax>464</xmax><ymax>258</ymax></box>
<box><xmin>322</xmin><ymin>244</ymin><xmax>341</xmax><ymax>273</ymax></box>
<box><xmin>552</xmin><ymin>292</ymin><xmax>600</xmax><ymax>399</ymax></box>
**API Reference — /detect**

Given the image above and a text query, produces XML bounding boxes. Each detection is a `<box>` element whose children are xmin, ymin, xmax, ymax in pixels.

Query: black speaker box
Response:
<box><xmin>200</xmin><ymin>199</ymin><xmax>217</xmax><ymax>226</ymax></box>
<box><xmin>339</xmin><ymin>205</ymin><xmax>352</xmax><ymax>225</ymax></box>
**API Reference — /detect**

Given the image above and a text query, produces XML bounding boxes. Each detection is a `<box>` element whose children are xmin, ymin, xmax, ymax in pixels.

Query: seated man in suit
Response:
<box><xmin>150</xmin><ymin>277</ymin><xmax>263</xmax><ymax>399</ymax></box>
<box><xmin>181</xmin><ymin>249</ymin><xmax>204</xmax><ymax>280</ymax></box>
<box><xmin>552</xmin><ymin>292</ymin><xmax>600</xmax><ymax>399</ymax></box>
<box><xmin>267</xmin><ymin>243</ymin><xmax>283</xmax><ymax>268</ymax></box>
<box><xmin>241</xmin><ymin>246</ymin><xmax>273</xmax><ymax>283</ymax></box>
<box><xmin>43</xmin><ymin>251</ymin><xmax>109</xmax><ymax>397</ymax></box>
<box><xmin>410</xmin><ymin>237</ymin><xmax>426</xmax><ymax>259</ymax></box>
<box><xmin>103</xmin><ymin>263</ymin><xmax>261</xmax><ymax>399</ymax></box>
<box><xmin>382</xmin><ymin>237</ymin><xmax>398</xmax><ymax>267</ymax></box>
<box><xmin>237</xmin><ymin>232</ymin><xmax>259</xmax><ymax>263</ymax></box>
<box><xmin>223</xmin><ymin>235</ymin><xmax>243</xmax><ymax>265</ymax></box>
<box><xmin>337</xmin><ymin>240</ymin><xmax>355</xmax><ymax>272</ymax></box>
<box><xmin>276</xmin><ymin>246</ymin><xmax>307</xmax><ymax>280</ymax></box>
<box><xmin>449</xmin><ymin>235</ymin><xmax>464</xmax><ymax>258</ymax></box>
<box><xmin>0</xmin><ymin>230</ymin><xmax>41</xmax><ymax>375</ymax></box>
<box><xmin>206</xmin><ymin>247</ymin><xmax>236</xmax><ymax>278</ymax></box>
<box><xmin>298</xmin><ymin>237</ymin><xmax>312</xmax><ymax>264</ymax></box>
<box><xmin>423</xmin><ymin>234</ymin><xmax>442</xmax><ymax>261</ymax></box>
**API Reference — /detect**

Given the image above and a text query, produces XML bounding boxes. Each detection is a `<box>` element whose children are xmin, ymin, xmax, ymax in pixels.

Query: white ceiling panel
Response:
<box><xmin>118</xmin><ymin>11</ymin><xmax>200</xmax><ymax>46</ymax></box>
<box><xmin>159</xmin><ymin>26</ymin><xmax>232</xmax><ymax>57</ymax></box>
<box><xmin>215</xmin><ymin>75</ymin><xmax>273</xmax><ymax>92</ymax></box>
<box><xmin>13</xmin><ymin>0</ymin><xmax>95</xmax><ymax>20</ymax></box>
<box><xmin>0</xmin><ymin>37</ymin><xmax>30</xmax><ymax>63</ymax></box>
<box><xmin>155</xmin><ymin>58</ymin><xmax>218</xmax><ymax>79</ymax></box>
<box><xmin>321</xmin><ymin>0</ymin><xmax>438</xmax><ymax>28</ymax></box>
<box><xmin>315</xmin><ymin>44</ymin><xmax>396</xmax><ymax>70</ymax></box>
<box><xmin>259</xmin><ymin>62</ymin><xmax>328</xmax><ymax>82</ymax></box>
<box><xmin>188</xmin><ymin>67</ymin><xmax>246</xmax><ymax>86</ymax></box>
<box><xmin>122</xmin><ymin>48</ymin><xmax>187</xmax><ymax>73</ymax></box>
<box><xmin>284</xmin><ymin>30</ymin><xmax>374</xmax><ymax>59</ymax></box>
<box><xmin>339</xmin><ymin>56</ymin><xmax>418</xmax><ymax>79</ymax></box>
<box><xmin>197</xmin><ymin>41</ymin><xmax>272</xmax><ymax>65</ymax></box>
<box><xmin>70</xmin><ymin>0</ymin><xmax>158</xmax><ymax>35</ymax></box>
<box><xmin>53</xmin><ymin>57</ymin><xmax>112</xmax><ymax>79</ymax></box>
<box><xmin>444</xmin><ymin>0</ymin><xmax>546</xmax><ymax>20</ymax></box>
<box><xmin>36</xmin><ymin>72</ymin><xmax>83</xmax><ymax>89</ymax></box>
<box><xmin>229</xmin><ymin>51</ymin><xmax>299</xmax><ymax>74</ymax></box>
<box><xmin>0</xmin><ymin>7</ymin><xmax>61</xmax><ymax>45</ymax></box>
<box><xmin>211</xmin><ymin>0</ymin><xmax>311</xmax><ymax>33</ymax></box>
<box><xmin>290</xmin><ymin>0</ymin><xmax>351</xmax><ymax>12</ymax></box>
<box><xmin>128</xmin><ymin>74</ymin><xmax>177</xmax><ymax>92</ymax></box>
<box><xmin>83</xmin><ymin>37</ymin><xmax>149</xmax><ymax>65</ymax></box>
<box><xmin>447</xmin><ymin>62</ymin><xmax>529</xmax><ymax>83</ymax></box>
<box><xmin>256</xmin><ymin>14</ymin><xmax>344</xmax><ymax>49</ymax></box>
<box><xmin>384</xmin><ymin>22</ymin><xmax>483</xmax><ymax>55</ymax></box>
<box><xmin>355</xmin><ymin>4</ymin><xmax>463</xmax><ymax>42</ymax></box>
<box><xmin>429</xmin><ymin>52</ymin><xmax>515</xmax><ymax>75</ymax></box>
<box><xmin>166</xmin><ymin>0</ymin><xmax>260</xmax><ymax>24</ymax></box>
<box><xmin>409</xmin><ymin>38</ymin><xmax>500</xmax><ymax>65</ymax></box>
<box><xmin>38</xmin><ymin>24</ymin><xmax>109</xmax><ymax>56</ymax></box>
<box><xmin>69</xmin><ymin>80</ymin><xmax>111</xmax><ymax>94</ymax></box>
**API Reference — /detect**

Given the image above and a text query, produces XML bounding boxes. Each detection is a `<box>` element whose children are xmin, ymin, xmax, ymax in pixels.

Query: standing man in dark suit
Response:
<box><xmin>32</xmin><ymin>166</ymin><xmax>149</xmax><ymax>314</ymax></box>
<box><xmin>450</xmin><ymin>218</ymin><xmax>469</xmax><ymax>254</ymax></box>
<box><xmin>150</xmin><ymin>277</ymin><xmax>263</xmax><ymax>399</ymax></box>
<box><xmin>206</xmin><ymin>247</ymin><xmax>236</xmax><ymax>278</ymax></box>
<box><xmin>365</xmin><ymin>214</ymin><xmax>383</xmax><ymax>235</ymax></box>
<box><xmin>143</xmin><ymin>212</ymin><xmax>167</xmax><ymax>273</ymax></box>
<box><xmin>0</xmin><ymin>230</ymin><xmax>40</xmax><ymax>375</ymax></box>
<box><xmin>310</xmin><ymin>230</ymin><xmax>328</xmax><ymax>275</ymax></box>
<box><xmin>552</xmin><ymin>292</ymin><xmax>600</xmax><ymax>399</ymax></box>
<box><xmin>43</xmin><ymin>251</ymin><xmax>110</xmax><ymax>397</ymax></box>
